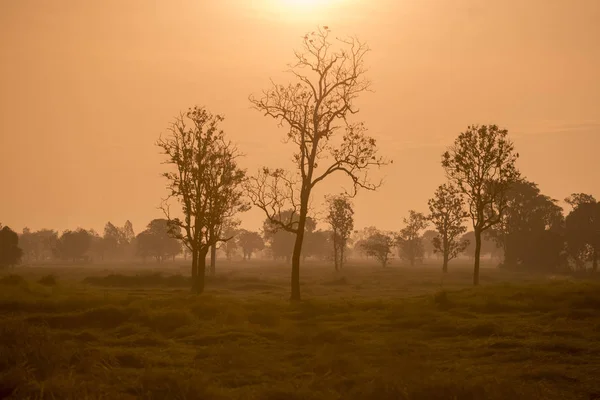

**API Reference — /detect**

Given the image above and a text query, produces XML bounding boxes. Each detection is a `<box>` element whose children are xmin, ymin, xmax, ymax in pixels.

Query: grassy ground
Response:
<box><xmin>1</xmin><ymin>261</ymin><xmax>600</xmax><ymax>399</ymax></box>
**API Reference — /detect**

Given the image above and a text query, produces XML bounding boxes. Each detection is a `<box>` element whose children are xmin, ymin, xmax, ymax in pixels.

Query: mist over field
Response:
<box><xmin>1</xmin><ymin>1</ymin><xmax>599</xmax><ymax>399</ymax></box>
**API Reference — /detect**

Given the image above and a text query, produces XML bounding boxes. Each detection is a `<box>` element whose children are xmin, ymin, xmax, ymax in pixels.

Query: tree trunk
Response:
<box><xmin>340</xmin><ymin>241</ymin><xmax>345</xmax><ymax>270</ymax></box>
<box><xmin>442</xmin><ymin>252</ymin><xmax>449</xmax><ymax>273</ymax></box>
<box><xmin>442</xmin><ymin>236</ymin><xmax>449</xmax><ymax>273</ymax></box>
<box><xmin>210</xmin><ymin>244</ymin><xmax>216</xmax><ymax>276</ymax></box>
<box><xmin>191</xmin><ymin>249</ymin><xmax>199</xmax><ymax>293</ymax></box>
<box><xmin>193</xmin><ymin>248</ymin><xmax>208</xmax><ymax>294</ymax></box>
<box><xmin>291</xmin><ymin>213</ymin><xmax>307</xmax><ymax>302</ymax></box>
<box><xmin>333</xmin><ymin>236</ymin><xmax>339</xmax><ymax>271</ymax></box>
<box><xmin>474</xmin><ymin>228</ymin><xmax>482</xmax><ymax>286</ymax></box>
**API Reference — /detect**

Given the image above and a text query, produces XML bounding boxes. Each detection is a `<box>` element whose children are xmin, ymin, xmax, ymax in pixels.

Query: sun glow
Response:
<box><xmin>269</xmin><ymin>0</ymin><xmax>345</xmax><ymax>16</ymax></box>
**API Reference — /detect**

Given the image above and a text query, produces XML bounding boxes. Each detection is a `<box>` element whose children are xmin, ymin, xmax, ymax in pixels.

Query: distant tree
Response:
<box><xmin>421</xmin><ymin>230</ymin><xmax>439</xmax><ymax>259</ymax></box>
<box><xmin>157</xmin><ymin>106</ymin><xmax>248</xmax><ymax>293</ymax></box>
<box><xmin>361</xmin><ymin>231</ymin><xmax>394</xmax><ymax>267</ymax></box>
<box><xmin>237</xmin><ymin>230</ymin><xmax>265</xmax><ymax>260</ymax></box>
<box><xmin>0</xmin><ymin>226</ymin><xmax>23</xmax><ymax>268</ymax></box>
<box><xmin>486</xmin><ymin>181</ymin><xmax>565</xmax><ymax>271</ymax></box>
<box><xmin>565</xmin><ymin>198</ymin><xmax>600</xmax><ymax>271</ymax></box>
<box><xmin>396</xmin><ymin>210</ymin><xmax>428</xmax><ymax>266</ymax></box>
<box><xmin>219</xmin><ymin>221</ymin><xmax>240</xmax><ymax>262</ymax></box>
<box><xmin>263</xmin><ymin>211</ymin><xmax>317</xmax><ymax>263</ymax></box>
<box><xmin>136</xmin><ymin>219</ymin><xmax>182</xmax><ymax>262</ymax></box>
<box><xmin>442</xmin><ymin>124</ymin><xmax>520</xmax><ymax>285</ymax></box>
<box><xmin>19</xmin><ymin>228</ymin><xmax>58</xmax><ymax>263</ymax></box>
<box><xmin>55</xmin><ymin>229</ymin><xmax>92</xmax><ymax>262</ymax></box>
<box><xmin>428</xmin><ymin>184</ymin><xmax>469</xmax><ymax>272</ymax></box>
<box><xmin>246</xmin><ymin>27</ymin><xmax>389</xmax><ymax>301</ymax></box>
<box><xmin>461</xmin><ymin>231</ymin><xmax>501</xmax><ymax>260</ymax></box>
<box><xmin>303</xmin><ymin>230</ymin><xmax>333</xmax><ymax>261</ymax></box>
<box><xmin>326</xmin><ymin>195</ymin><xmax>354</xmax><ymax>270</ymax></box>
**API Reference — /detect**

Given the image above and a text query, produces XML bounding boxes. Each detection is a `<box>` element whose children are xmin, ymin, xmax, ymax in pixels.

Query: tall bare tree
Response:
<box><xmin>428</xmin><ymin>184</ymin><xmax>469</xmax><ymax>273</ymax></box>
<box><xmin>326</xmin><ymin>195</ymin><xmax>354</xmax><ymax>270</ymax></box>
<box><xmin>442</xmin><ymin>124</ymin><xmax>520</xmax><ymax>285</ymax></box>
<box><xmin>246</xmin><ymin>27</ymin><xmax>389</xmax><ymax>301</ymax></box>
<box><xmin>157</xmin><ymin>106</ymin><xmax>248</xmax><ymax>294</ymax></box>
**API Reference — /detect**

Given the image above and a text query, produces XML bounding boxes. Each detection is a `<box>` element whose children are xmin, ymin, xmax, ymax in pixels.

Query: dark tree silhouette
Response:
<box><xmin>428</xmin><ymin>184</ymin><xmax>469</xmax><ymax>272</ymax></box>
<box><xmin>246</xmin><ymin>27</ymin><xmax>389</xmax><ymax>301</ymax></box>
<box><xmin>0</xmin><ymin>226</ymin><xmax>23</xmax><ymax>268</ymax></box>
<box><xmin>565</xmin><ymin>196</ymin><xmax>599</xmax><ymax>271</ymax></box>
<box><xmin>55</xmin><ymin>229</ymin><xmax>92</xmax><ymax>262</ymax></box>
<box><xmin>361</xmin><ymin>231</ymin><xmax>394</xmax><ymax>267</ymax></box>
<box><xmin>157</xmin><ymin>106</ymin><xmax>248</xmax><ymax>294</ymax></box>
<box><xmin>442</xmin><ymin>124</ymin><xmax>520</xmax><ymax>285</ymax></box>
<box><xmin>136</xmin><ymin>219</ymin><xmax>182</xmax><ymax>262</ymax></box>
<box><xmin>487</xmin><ymin>181</ymin><xmax>565</xmax><ymax>271</ymax></box>
<box><xmin>325</xmin><ymin>195</ymin><xmax>354</xmax><ymax>270</ymax></box>
<box><xmin>237</xmin><ymin>230</ymin><xmax>265</xmax><ymax>260</ymax></box>
<box><xmin>396</xmin><ymin>210</ymin><xmax>428</xmax><ymax>266</ymax></box>
<box><xmin>565</xmin><ymin>193</ymin><xmax>596</xmax><ymax>210</ymax></box>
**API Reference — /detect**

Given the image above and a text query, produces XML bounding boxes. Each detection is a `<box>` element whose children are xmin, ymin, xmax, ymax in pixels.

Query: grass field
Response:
<box><xmin>1</xmin><ymin>261</ymin><xmax>600</xmax><ymax>399</ymax></box>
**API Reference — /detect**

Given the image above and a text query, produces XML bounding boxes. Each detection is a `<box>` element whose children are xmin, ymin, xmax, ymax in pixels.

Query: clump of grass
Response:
<box><xmin>433</xmin><ymin>290</ymin><xmax>453</xmax><ymax>309</ymax></box>
<box><xmin>0</xmin><ymin>274</ymin><xmax>26</xmax><ymax>286</ymax></box>
<box><xmin>38</xmin><ymin>274</ymin><xmax>58</xmax><ymax>286</ymax></box>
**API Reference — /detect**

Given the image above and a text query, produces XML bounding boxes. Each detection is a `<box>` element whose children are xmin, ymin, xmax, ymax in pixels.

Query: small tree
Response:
<box><xmin>361</xmin><ymin>231</ymin><xmax>394</xmax><ymax>267</ymax></box>
<box><xmin>157</xmin><ymin>106</ymin><xmax>248</xmax><ymax>294</ymax></box>
<box><xmin>396</xmin><ymin>210</ymin><xmax>428</xmax><ymax>266</ymax></box>
<box><xmin>326</xmin><ymin>195</ymin><xmax>354</xmax><ymax>270</ymax></box>
<box><xmin>442</xmin><ymin>124</ymin><xmax>520</xmax><ymax>285</ymax></box>
<box><xmin>247</xmin><ymin>27</ymin><xmax>388</xmax><ymax>301</ymax></box>
<box><xmin>428</xmin><ymin>184</ymin><xmax>469</xmax><ymax>272</ymax></box>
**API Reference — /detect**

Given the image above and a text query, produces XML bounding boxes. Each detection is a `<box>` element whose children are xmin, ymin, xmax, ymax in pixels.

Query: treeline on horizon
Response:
<box><xmin>1</xmin><ymin>27</ymin><xmax>598</xmax><ymax>300</ymax></box>
<box><xmin>0</xmin><ymin>188</ymin><xmax>598</xmax><ymax>273</ymax></box>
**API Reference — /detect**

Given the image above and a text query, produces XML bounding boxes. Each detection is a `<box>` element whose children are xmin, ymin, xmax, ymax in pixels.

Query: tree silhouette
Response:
<box><xmin>565</xmin><ymin>198</ymin><xmax>599</xmax><ymax>271</ymax></box>
<box><xmin>428</xmin><ymin>184</ymin><xmax>469</xmax><ymax>272</ymax></box>
<box><xmin>54</xmin><ymin>229</ymin><xmax>92</xmax><ymax>262</ymax></box>
<box><xmin>18</xmin><ymin>228</ymin><xmax>58</xmax><ymax>263</ymax></box>
<box><xmin>136</xmin><ymin>219</ymin><xmax>182</xmax><ymax>262</ymax></box>
<box><xmin>442</xmin><ymin>125</ymin><xmax>520</xmax><ymax>285</ymax></box>
<box><xmin>0</xmin><ymin>226</ymin><xmax>23</xmax><ymax>268</ymax></box>
<box><xmin>157</xmin><ymin>106</ymin><xmax>248</xmax><ymax>293</ymax></box>
<box><xmin>247</xmin><ymin>27</ymin><xmax>388</xmax><ymax>301</ymax></box>
<box><xmin>487</xmin><ymin>181</ymin><xmax>564</xmax><ymax>271</ymax></box>
<box><xmin>237</xmin><ymin>230</ymin><xmax>265</xmax><ymax>260</ymax></box>
<box><xmin>325</xmin><ymin>195</ymin><xmax>354</xmax><ymax>270</ymax></box>
<box><xmin>396</xmin><ymin>210</ymin><xmax>428</xmax><ymax>266</ymax></box>
<box><xmin>361</xmin><ymin>231</ymin><xmax>394</xmax><ymax>267</ymax></box>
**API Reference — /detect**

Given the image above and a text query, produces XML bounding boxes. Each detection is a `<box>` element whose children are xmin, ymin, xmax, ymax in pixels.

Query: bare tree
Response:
<box><xmin>157</xmin><ymin>106</ymin><xmax>248</xmax><ymax>294</ymax></box>
<box><xmin>246</xmin><ymin>27</ymin><xmax>389</xmax><ymax>301</ymax></box>
<box><xmin>396</xmin><ymin>210</ymin><xmax>428</xmax><ymax>266</ymax></box>
<box><xmin>442</xmin><ymin>124</ymin><xmax>520</xmax><ymax>285</ymax></box>
<box><xmin>325</xmin><ymin>195</ymin><xmax>354</xmax><ymax>270</ymax></box>
<box><xmin>428</xmin><ymin>184</ymin><xmax>469</xmax><ymax>273</ymax></box>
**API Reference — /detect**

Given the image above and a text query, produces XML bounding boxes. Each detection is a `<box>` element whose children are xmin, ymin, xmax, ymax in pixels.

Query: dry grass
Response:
<box><xmin>1</xmin><ymin>260</ymin><xmax>600</xmax><ymax>399</ymax></box>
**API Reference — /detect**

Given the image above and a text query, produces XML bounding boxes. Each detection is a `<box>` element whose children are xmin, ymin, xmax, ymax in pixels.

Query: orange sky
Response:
<box><xmin>1</xmin><ymin>0</ymin><xmax>599</xmax><ymax>235</ymax></box>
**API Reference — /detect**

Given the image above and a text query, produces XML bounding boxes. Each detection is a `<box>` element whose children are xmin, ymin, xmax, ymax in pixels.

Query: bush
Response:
<box><xmin>38</xmin><ymin>274</ymin><xmax>58</xmax><ymax>286</ymax></box>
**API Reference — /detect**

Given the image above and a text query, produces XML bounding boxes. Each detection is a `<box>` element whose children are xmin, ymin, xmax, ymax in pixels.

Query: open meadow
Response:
<box><xmin>1</xmin><ymin>261</ymin><xmax>600</xmax><ymax>400</ymax></box>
